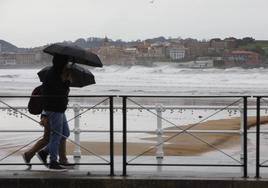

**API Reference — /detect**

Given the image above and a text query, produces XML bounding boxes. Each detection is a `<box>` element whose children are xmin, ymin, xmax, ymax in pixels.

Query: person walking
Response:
<box><xmin>37</xmin><ymin>54</ymin><xmax>72</xmax><ymax>171</ymax></box>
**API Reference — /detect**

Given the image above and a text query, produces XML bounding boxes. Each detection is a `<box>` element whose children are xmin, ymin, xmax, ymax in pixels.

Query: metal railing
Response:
<box><xmin>1</xmin><ymin>95</ymin><xmax>268</xmax><ymax>178</ymax></box>
<box><xmin>0</xmin><ymin>95</ymin><xmax>115</xmax><ymax>176</ymax></box>
<box><xmin>121</xmin><ymin>95</ymin><xmax>249</xmax><ymax>177</ymax></box>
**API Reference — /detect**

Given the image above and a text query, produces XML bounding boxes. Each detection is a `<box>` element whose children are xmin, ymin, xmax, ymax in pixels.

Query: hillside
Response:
<box><xmin>0</xmin><ymin>40</ymin><xmax>19</xmax><ymax>52</ymax></box>
<box><xmin>238</xmin><ymin>40</ymin><xmax>268</xmax><ymax>57</ymax></box>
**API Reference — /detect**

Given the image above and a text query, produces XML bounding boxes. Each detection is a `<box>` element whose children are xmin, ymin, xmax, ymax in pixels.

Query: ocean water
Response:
<box><xmin>0</xmin><ymin>65</ymin><xmax>268</xmax><ymax>174</ymax></box>
<box><xmin>0</xmin><ymin>65</ymin><xmax>268</xmax><ymax>96</ymax></box>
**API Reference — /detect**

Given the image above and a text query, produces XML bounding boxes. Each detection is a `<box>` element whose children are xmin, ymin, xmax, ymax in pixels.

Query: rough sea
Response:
<box><xmin>0</xmin><ymin>65</ymin><xmax>268</xmax><ymax>96</ymax></box>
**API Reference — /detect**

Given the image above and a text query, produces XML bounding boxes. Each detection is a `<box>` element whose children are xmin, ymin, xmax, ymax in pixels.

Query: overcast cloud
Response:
<box><xmin>0</xmin><ymin>0</ymin><xmax>267</xmax><ymax>47</ymax></box>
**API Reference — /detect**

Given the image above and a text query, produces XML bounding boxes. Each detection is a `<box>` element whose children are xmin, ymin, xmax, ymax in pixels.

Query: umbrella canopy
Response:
<box><xmin>43</xmin><ymin>43</ymin><xmax>103</xmax><ymax>67</ymax></box>
<box><xmin>38</xmin><ymin>64</ymin><xmax>96</xmax><ymax>88</ymax></box>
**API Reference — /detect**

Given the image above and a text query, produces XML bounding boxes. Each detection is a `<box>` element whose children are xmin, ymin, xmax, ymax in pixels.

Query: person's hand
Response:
<box><xmin>62</xmin><ymin>68</ymin><xmax>72</xmax><ymax>82</ymax></box>
<box><xmin>39</xmin><ymin>116</ymin><xmax>48</xmax><ymax>127</ymax></box>
<box><xmin>66</xmin><ymin>72</ymin><xmax>72</xmax><ymax>83</ymax></box>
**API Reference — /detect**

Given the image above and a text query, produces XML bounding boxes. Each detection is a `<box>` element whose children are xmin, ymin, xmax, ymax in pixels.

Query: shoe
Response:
<box><xmin>49</xmin><ymin>161</ymin><xmax>67</xmax><ymax>172</ymax></box>
<box><xmin>22</xmin><ymin>152</ymin><xmax>32</xmax><ymax>168</ymax></box>
<box><xmin>60</xmin><ymin>160</ymin><xmax>76</xmax><ymax>169</ymax></box>
<box><xmin>37</xmin><ymin>150</ymin><xmax>48</xmax><ymax>167</ymax></box>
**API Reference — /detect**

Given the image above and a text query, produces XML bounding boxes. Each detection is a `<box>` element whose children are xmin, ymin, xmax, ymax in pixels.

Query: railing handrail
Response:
<box><xmin>118</xmin><ymin>95</ymin><xmax>252</xmax><ymax>98</ymax></box>
<box><xmin>0</xmin><ymin>105</ymin><xmax>261</xmax><ymax>110</ymax></box>
<box><xmin>0</xmin><ymin>95</ymin><xmax>118</xmax><ymax>98</ymax></box>
<box><xmin>2</xmin><ymin>129</ymin><xmax>268</xmax><ymax>134</ymax></box>
<box><xmin>0</xmin><ymin>94</ymin><xmax>254</xmax><ymax>98</ymax></box>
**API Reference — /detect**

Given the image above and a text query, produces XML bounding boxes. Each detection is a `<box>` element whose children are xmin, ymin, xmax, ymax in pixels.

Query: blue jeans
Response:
<box><xmin>44</xmin><ymin>111</ymin><xmax>70</xmax><ymax>162</ymax></box>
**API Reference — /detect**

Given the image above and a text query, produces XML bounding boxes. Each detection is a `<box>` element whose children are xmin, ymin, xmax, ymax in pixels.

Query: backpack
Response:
<box><xmin>28</xmin><ymin>85</ymin><xmax>43</xmax><ymax>115</ymax></box>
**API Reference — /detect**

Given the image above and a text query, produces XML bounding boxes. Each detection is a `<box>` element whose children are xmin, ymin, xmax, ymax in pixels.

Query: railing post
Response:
<box><xmin>109</xmin><ymin>96</ymin><xmax>114</xmax><ymax>176</ymax></box>
<box><xmin>243</xmin><ymin>97</ymin><xmax>248</xmax><ymax>178</ymax></box>
<box><xmin>156</xmin><ymin>104</ymin><xmax>164</xmax><ymax>172</ymax></box>
<box><xmin>73</xmin><ymin>104</ymin><xmax>81</xmax><ymax>169</ymax></box>
<box><xmin>256</xmin><ymin>97</ymin><xmax>261</xmax><ymax>178</ymax></box>
<box><xmin>122</xmin><ymin>96</ymin><xmax>127</xmax><ymax>176</ymax></box>
<box><xmin>239</xmin><ymin>103</ymin><xmax>244</xmax><ymax>175</ymax></box>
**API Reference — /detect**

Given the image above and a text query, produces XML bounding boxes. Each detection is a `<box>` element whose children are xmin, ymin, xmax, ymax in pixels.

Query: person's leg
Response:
<box><xmin>59</xmin><ymin>113</ymin><xmax>70</xmax><ymax>163</ymax></box>
<box><xmin>38</xmin><ymin>115</ymin><xmax>69</xmax><ymax>166</ymax></box>
<box><xmin>59</xmin><ymin>139</ymin><xmax>67</xmax><ymax>162</ymax></box>
<box><xmin>23</xmin><ymin>116</ymin><xmax>50</xmax><ymax>164</ymax></box>
<box><xmin>46</xmin><ymin>112</ymin><xmax>68</xmax><ymax>171</ymax></box>
<box><xmin>24</xmin><ymin>136</ymin><xmax>48</xmax><ymax>160</ymax></box>
<box><xmin>47</xmin><ymin>112</ymin><xmax>64</xmax><ymax>163</ymax></box>
<box><xmin>25</xmin><ymin>122</ymin><xmax>49</xmax><ymax>157</ymax></box>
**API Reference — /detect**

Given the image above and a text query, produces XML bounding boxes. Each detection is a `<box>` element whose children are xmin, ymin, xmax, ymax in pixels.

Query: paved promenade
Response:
<box><xmin>1</xmin><ymin>170</ymin><xmax>268</xmax><ymax>188</ymax></box>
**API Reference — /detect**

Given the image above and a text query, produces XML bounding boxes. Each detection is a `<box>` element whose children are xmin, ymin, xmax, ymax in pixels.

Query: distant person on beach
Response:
<box><xmin>22</xmin><ymin>113</ymin><xmax>71</xmax><ymax>169</ymax></box>
<box><xmin>33</xmin><ymin>54</ymin><xmax>72</xmax><ymax>171</ymax></box>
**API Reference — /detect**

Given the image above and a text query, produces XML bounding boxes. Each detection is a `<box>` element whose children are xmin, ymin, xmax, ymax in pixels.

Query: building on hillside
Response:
<box><xmin>224</xmin><ymin>37</ymin><xmax>237</xmax><ymax>49</ymax></box>
<box><xmin>185</xmin><ymin>42</ymin><xmax>209</xmax><ymax>59</ymax></box>
<box><xmin>98</xmin><ymin>43</ymin><xmax>136</xmax><ymax>65</ymax></box>
<box><xmin>124</xmin><ymin>47</ymin><xmax>138</xmax><ymax>55</ymax></box>
<box><xmin>0</xmin><ymin>53</ymin><xmax>16</xmax><ymax>65</ymax></box>
<box><xmin>210</xmin><ymin>39</ymin><xmax>225</xmax><ymax>50</ymax></box>
<box><xmin>148</xmin><ymin>43</ymin><xmax>166</xmax><ymax>59</ymax></box>
<box><xmin>224</xmin><ymin>50</ymin><xmax>260</xmax><ymax>67</ymax></box>
<box><xmin>208</xmin><ymin>38</ymin><xmax>237</xmax><ymax>56</ymax></box>
<box><xmin>135</xmin><ymin>42</ymin><xmax>169</xmax><ymax>64</ymax></box>
<box><xmin>15</xmin><ymin>53</ymin><xmax>37</xmax><ymax>65</ymax></box>
<box><xmin>137</xmin><ymin>44</ymin><xmax>149</xmax><ymax>55</ymax></box>
<box><xmin>167</xmin><ymin>45</ymin><xmax>186</xmax><ymax>61</ymax></box>
<box><xmin>0</xmin><ymin>52</ymin><xmax>37</xmax><ymax>66</ymax></box>
<box><xmin>136</xmin><ymin>41</ymin><xmax>151</xmax><ymax>57</ymax></box>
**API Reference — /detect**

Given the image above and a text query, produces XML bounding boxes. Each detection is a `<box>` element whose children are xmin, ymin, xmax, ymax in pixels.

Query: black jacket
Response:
<box><xmin>42</xmin><ymin>67</ymin><xmax>70</xmax><ymax>112</ymax></box>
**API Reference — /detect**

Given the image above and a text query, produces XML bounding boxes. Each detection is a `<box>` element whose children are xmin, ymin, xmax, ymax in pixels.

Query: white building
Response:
<box><xmin>0</xmin><ymin>53</ymin><xmax>16</xmax><ymax>65</ymax></box>
<box><xmin>175</xmin><ymin>59</ymin><xmax>214</xmax><ymax>68</ymax></box>
<box><xmin>168</xmin><ymin>46</ymin><xmax>186</xmax><ymax>60</ymax></box>
<box><xmin>192</xmin><ymin>59</ymin><xmax>214</xmax><ymax>68</ymax></box>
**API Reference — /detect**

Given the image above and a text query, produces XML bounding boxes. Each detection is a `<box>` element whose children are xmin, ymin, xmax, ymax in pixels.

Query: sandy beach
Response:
<box><xmin>65</xmin><ymin>116</ymin><xmax>268</xmax><ymax>156</ymax></box>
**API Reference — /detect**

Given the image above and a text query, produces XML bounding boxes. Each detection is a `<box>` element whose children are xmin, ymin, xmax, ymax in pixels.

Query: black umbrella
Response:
<box><xmin>43</xmin><ymin>43</ymin><xmax>103</xmax><ymax>67</ymax></box>
<box><xmin>38</xmin><ymin>64</ymin><xmax>96</xmax><ymax>88</ymax></box>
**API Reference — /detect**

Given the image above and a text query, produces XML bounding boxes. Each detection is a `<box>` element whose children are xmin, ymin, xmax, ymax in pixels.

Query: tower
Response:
<box><xmin>103</xmin><ymin>36</ymin><xmax>109</xmax><ymax>47</ymax></box>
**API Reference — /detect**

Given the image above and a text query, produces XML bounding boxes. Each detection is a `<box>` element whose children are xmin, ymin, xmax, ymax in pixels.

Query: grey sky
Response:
<box><xmin>0</xmin><ymin>0</ymin><xmax>267</xmax><ymax>48</ymax></box>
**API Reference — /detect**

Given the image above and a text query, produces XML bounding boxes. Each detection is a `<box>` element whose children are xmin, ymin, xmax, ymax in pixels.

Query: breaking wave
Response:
<box><xmin>0</xmin><ymin>65</ymin><xmax>268</xmax><ymax>95</ymax></box>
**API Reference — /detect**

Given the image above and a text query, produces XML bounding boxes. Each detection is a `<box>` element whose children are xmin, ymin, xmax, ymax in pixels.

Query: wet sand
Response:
<box><xmin>66</xmin><ymin>116</ymin><xmax>268</xmax><ymax>156</ymax></box>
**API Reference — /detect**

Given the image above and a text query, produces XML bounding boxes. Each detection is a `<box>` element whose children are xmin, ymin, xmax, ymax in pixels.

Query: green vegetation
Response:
<box><xmin>238</xmin><ymin>39</ymin><xmax>268</xmax><ymax>57</ymax></box>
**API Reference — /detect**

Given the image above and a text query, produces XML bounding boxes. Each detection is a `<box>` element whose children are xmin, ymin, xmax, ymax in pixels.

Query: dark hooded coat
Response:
<box><xmin>42</xmin><ymin>55</ymin><xmax>70</xmax><ymax>112</ymax></box>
